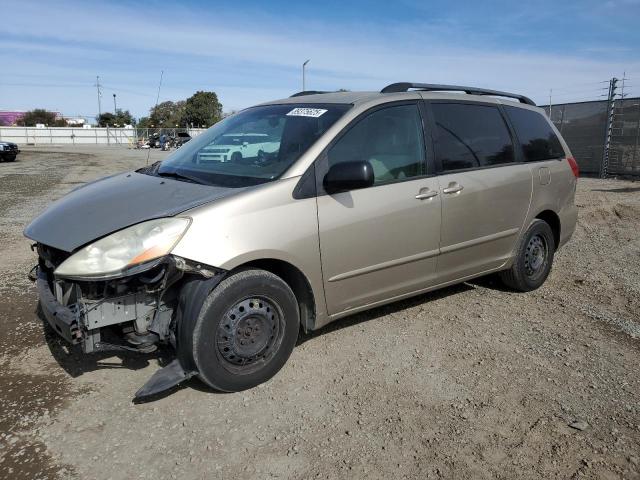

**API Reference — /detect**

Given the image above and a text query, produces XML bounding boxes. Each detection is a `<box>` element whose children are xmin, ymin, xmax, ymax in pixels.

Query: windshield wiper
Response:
<box><xmin>156</xmin><ymin>169</ymin><xmax>206</xmax><ymax>185</ymax></box>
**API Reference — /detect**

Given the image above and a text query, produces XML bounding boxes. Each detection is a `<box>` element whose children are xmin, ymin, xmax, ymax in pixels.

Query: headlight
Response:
<box><xmin>54</xmin><ymin>217</ymin><xmax>191</xmax><ymax>279</ymax></box>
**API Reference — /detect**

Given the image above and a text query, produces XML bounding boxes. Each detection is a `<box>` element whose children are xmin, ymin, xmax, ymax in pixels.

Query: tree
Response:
<box><xmin>183</xmin><ymin>91</ymin><xmax>222</xmax><ymax>127</ymax></box>
<box><xmin>141</xmin><ymin>91</ymin><xmax>223</xmax><ymax>129</ymax></box>
<box><xmin>149</xmin><ymin>101</ymin><xmax>186</xmax><ymax>127</ymax></box>
<box><xmin>96</xmin><ymin>109</ymin><xmax>135</xmax><ymax>127</ymax></box>
<box><xmin>18</xmin><ymin>109</ymin><xmax>66</xmax><ymax>127</ymax></box>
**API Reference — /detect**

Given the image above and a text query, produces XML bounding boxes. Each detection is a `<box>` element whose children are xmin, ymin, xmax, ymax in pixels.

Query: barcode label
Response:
<box><xmin>286</xmin><ymin>108</ymin><xmax>327</xmax><ymax>118</ymax></box>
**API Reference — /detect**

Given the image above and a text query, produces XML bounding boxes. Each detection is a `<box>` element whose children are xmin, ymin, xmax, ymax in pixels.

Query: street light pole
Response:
<box><xmin>302</xmin><ymin>59</ymin><xmax>310</xmax><ymax>91</ymax></box>
<box><xmin>113</xmin><ymin>93</ymin><xmax>117</xmax><ymax>113</ymax></box>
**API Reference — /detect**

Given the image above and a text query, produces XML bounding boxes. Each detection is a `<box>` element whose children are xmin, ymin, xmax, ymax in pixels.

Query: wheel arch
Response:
<box><xmin>231</xmin><ymin>258</ymin><xmax>317</xmax><ymax>334</ymax></box>
<box><xmin>534</xmin><ymin>209</ymin><xmax>561</xmax><ymax>250</ymax></box>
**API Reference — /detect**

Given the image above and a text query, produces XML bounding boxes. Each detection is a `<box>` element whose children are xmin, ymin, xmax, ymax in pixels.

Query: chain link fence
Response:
<box><xmin>542</xmin><ymin>97</ymin><xmax>640</xmax><ymax>177</ymax></box>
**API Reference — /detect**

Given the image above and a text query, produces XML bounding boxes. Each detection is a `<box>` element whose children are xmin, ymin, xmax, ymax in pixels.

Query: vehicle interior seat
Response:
<box><xmin>366</xmin><ymin>115</ymin><xmax>420</xmax><ymax>183</ymax></box>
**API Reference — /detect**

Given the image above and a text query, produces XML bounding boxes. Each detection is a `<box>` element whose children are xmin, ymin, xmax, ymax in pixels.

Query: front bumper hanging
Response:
<box><xmin>36</xmin><ymin>268</ymin><xmax>82</xmax><ymax>344</ymax></box>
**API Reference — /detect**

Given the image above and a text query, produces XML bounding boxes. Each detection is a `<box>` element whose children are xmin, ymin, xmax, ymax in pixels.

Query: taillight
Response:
<box><xmin>567</xmin><ymin>157</ymin><xmax>579</xmax><ymax>178</ymax></box>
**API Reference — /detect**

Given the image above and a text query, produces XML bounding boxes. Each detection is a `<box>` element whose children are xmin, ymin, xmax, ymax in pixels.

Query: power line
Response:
<box><xmin>540</xmin><ymin>80</ymin><xmax>609</xmax><ymax>94</ymax></box>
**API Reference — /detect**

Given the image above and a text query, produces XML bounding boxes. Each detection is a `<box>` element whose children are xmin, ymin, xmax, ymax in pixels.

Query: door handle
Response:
<box><xmin>442</xmin><ymin>183</ymin><xmax>464</xmax><ymax>194</ymax></box>
<box><xmin>415</xmin><ymin>190</ymin><xmax>438</xmax><ymax>200</ymax></box>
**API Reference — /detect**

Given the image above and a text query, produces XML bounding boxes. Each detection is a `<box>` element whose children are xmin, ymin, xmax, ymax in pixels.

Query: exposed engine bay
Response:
<box><xmin>32</xmin><ymin>243</ymin><xmax>224</xmax><ymax>398</ymax></box>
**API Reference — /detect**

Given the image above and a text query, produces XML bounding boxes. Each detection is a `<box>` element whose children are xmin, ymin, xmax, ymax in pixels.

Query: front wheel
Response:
<box><xmin>500</xmin><ymin>219</ymin><xmax>555</xmax><ymax>292</ymax></box>
<box><xmin>191</xmin><ymin>269</ymin><xmax>299</xmax><ymax>392</ymax></box>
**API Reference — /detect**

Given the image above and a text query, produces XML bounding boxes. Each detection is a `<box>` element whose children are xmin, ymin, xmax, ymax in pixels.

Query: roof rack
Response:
<box><xmin>290</xmin><ymin>90</ymin><xmax>330</xmax><ymax>97</ymax></box>
<box><xmin>380</xmin><ymin>82</ymin><xmax>536</xmax><ymax>106</ymax></box>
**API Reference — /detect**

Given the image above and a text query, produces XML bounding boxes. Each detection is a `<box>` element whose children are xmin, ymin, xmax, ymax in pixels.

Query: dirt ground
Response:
<box><xmin>0</xmin><ymin>146</ymin><xmax>639</xmax><ymax>480</ymax></box>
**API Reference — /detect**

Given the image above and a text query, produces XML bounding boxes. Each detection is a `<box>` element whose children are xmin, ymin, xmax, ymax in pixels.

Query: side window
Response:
<box><xmin>431</xmin><ymin>103</ymin><xmax>515</xmax><ymax>171</ymax></box>
<box><xmin>504</xmin><ymin>106</ymin><xmax>565</xmax><ymax>162</ymax></box>
<box><xmin>327</xmin><ymin>104</ymin><xmax>426</xmax><ymax>185</ymax></box>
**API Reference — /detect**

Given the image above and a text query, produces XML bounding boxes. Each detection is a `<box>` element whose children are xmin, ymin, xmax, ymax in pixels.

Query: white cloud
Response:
<box><xmin>1</xmin><ymin>0</ymin><xmax>638</xmax><ymax>116</ymax></box>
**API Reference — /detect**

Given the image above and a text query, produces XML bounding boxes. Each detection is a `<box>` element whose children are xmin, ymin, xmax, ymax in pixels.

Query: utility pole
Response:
<box><xmin>618</xmin><ymin>72</ymin><xmax>628</xmax><ymax>136</ymax></box>
<box><xmin>600</xmin><ymin>77</ymin><xmax>618</xmax><ymax>179</ymax></box>
<box><xmin>548</xmin><ymin>89</ymin><xmax>552</xmax><ymax>117</ymax></box>
<box><xmin>113</xmin><ymin>93</ymin><xmax>117</xmax><ymax>113</ymax></box>
<box><xmin>95</xmin><ymin>76</ymin><xmax>102</xmax><ymax>122</ymax></box>
<box><xmin>302</xmin><ymin>59</ymin><xmax>310</xmax><ymax>91</ymax></box>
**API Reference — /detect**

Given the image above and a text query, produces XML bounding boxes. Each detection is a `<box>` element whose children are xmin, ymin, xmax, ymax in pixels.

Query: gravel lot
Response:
<box><xmin>1</xmin><ymin>146</ymin><xmax>639</xmax><ymax>480</ymax></box>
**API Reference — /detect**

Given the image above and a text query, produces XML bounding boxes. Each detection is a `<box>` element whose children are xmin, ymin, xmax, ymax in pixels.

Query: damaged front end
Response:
<box><xmin>32</xmin><ymin>242</ymin><xmax>224</xmax><ymax>398</ymax></box>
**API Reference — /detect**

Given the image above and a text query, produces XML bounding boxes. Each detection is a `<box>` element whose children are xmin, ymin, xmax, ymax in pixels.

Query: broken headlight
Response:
<box><xmin>54</xmin><ymin>217</ymin><xmax>191</xmax><ymax>280</ymax></box>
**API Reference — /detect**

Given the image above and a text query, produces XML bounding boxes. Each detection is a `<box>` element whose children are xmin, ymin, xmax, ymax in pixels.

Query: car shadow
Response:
<box><xmin>591</xmin><ymin>186</ymin><xmax>640</xmax><ymax>193</ymax></box>
<box><xmin>297</xmin><ymin>281</ymin><xmax>481</xmax><ymax>346</ymax></box>
<box><xmin>37</xmin><ymin>274</ymin><xmax>509</xmax><ymax>400</ymax></box>
<box><xmin>466</xmin><ymin>273</ymin><xmax>514</xmax><ymax>292</ymax></box>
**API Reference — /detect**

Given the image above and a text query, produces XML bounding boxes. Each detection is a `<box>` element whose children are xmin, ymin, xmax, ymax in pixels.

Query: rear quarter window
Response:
<box><xmin>430</xmin><ymin>103</ymin><xmax>515</xmax><ymax>171</ymax></box>
<box><xmin>504</xmin><ymin>106</ymin><xmax>565</xmax><ymax>162</ymax></box>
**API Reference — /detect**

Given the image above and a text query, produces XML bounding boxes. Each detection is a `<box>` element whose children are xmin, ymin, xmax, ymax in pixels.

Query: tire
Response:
<box><xmin>191</xmin><ymin>269</ymin><xmax>299</xmax><ymax>392</ymax></box>
<box><xmin>6</xmin><ymin>155</ymin><xmax>16</xmax><ymax>162</ymax></box>
<box><xmin>500</xmin><ymin>219</ymin><xmax>555</xmax><ymax>292</ymax></box>
<box><xmin>230</xmin><ymin>151</ymin><xmax>242</xmax><ymax>162</ymax></box>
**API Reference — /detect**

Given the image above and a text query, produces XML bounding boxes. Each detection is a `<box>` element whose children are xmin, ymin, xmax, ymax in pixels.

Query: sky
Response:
<box><xmin>1</xmin><ymin>0</ymin><xmax>639</xmax><ymax>121</ymax></box>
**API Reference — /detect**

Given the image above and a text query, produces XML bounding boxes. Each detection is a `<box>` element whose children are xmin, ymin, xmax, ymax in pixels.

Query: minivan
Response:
<box><xmin>25</xmin><ymin>83</ymin><xmax>579</xmax><ymax>398</ymax></box>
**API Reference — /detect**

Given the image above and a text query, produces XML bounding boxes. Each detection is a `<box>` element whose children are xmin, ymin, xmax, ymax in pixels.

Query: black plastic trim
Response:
<box><xmin>290</xmin><ymin>91</ymin><xmax>330</xmax><ymax>97</ymax></box>
<box><xmin>36</xmin><ymin>268</ymin><xmax>80</xmax><ymax>344</ymax></box>
<box><xmin>381</xmin><ymin>82</ymin><xmax>536</xmax><ymax>106</ymax></box>
<box><xmin>292</xmin><ymin>163</ymin><xmax>317</xmax><ymax>200</ymax></box>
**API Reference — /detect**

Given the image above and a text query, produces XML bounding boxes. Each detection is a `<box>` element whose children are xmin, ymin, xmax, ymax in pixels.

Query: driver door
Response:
<box><xmin>316</xmin><ymin>102</ymin><xmax>442</xmax><ymax>316</ymax></box>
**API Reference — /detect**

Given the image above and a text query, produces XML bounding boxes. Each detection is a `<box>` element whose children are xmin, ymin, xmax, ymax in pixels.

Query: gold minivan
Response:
<box><xmin>25</xmin><ymin>83</ymin><xmax>579</xmax><ymax>398</ymax></box>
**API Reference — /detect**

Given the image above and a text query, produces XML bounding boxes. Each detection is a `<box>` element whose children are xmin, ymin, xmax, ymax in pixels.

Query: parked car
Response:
<box><xmin>175</xmin><ymin>131</ymin><xmax>192</xmax><ymax>147</ymax></box>
<box><xmin>24</xmin><ymin>83</ymin><xmax>578</xmax><ymax>399</ymax></box>
<box><xmin>0</xmin><ymin>141</ymin><xmax>20</xmax><ymax>162</ymax></box>
<box><xmin>194</xmin><ymin>133</ymin><xmax>279</xmax><ymax>165</ymax></box>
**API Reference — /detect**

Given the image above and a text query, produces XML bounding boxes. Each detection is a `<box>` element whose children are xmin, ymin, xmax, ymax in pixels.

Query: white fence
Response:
<box><xmin>0</xmin><ymin>127</ymin><xmax>207</xmax><ymax>146</ymax></box>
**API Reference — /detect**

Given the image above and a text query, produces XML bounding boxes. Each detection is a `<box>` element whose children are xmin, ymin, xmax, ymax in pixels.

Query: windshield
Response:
<box><xmin>156</xmin><ymin>104</ymin><xmax>350</xmax><ymax>187</ymax></box>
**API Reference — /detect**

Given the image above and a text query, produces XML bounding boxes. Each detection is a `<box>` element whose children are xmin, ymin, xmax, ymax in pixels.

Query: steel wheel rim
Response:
<box><xmin>524</xmin><ymin>234</ymin><xmax>548</xmax><ymax>278</ymax></box>
<box><xmin>216</xmin><ymin>296</ymin><xmax>284</xmax><ymax>373</ymax></box>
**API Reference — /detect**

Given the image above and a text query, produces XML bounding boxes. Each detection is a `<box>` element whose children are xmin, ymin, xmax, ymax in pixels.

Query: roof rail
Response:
<box><xmin>380</xmin><ymin>82</ymin><xmax>536</xmax><ymax>106</ymax></box>
<box><xmin>290</xmin><ymin>90</ymin><xmax>330</xmax><ymax>98</ymax></box>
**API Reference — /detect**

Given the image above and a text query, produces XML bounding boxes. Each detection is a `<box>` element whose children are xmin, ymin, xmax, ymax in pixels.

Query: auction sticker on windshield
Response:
<box><xmin>286</xmin><ymin>108</ymin><xmax>327</xmax><ymax>118</ymax></box>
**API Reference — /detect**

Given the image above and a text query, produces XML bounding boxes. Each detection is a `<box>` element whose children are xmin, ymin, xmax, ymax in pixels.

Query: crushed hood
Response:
<box><xmin>24</xmin><ymin>171</ymin><xmax>242</xmax><ymax>252</ymax></box>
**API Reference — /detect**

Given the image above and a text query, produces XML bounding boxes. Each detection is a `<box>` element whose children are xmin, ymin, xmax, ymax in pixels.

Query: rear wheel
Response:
<box><xmin>191</xmin><ymin>269</ymin><xmax>299</xmax><ymax>392</ymax></box>
<box><xmin>500</xmin><ymin>219</ymin><xmax>554</xmax><ymax>292</ymax></box>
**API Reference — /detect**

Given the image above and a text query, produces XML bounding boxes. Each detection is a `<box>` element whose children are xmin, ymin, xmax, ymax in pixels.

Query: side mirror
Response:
<box><xmin>323</xmin><ymin>161</ymin><xmax>374</xmax><ymax>194</ymax></box>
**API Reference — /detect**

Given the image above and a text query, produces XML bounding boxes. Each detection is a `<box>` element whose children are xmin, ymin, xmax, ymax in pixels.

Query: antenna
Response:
<box><xmin>147</xmin><ymin>70</ymin><xmax>164</xmax><ymax>166</ymax></box>
<box><xmin>95</xmin><ymin>76</ymin><xmax>102</xmax><ymax>122</ymax></box>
